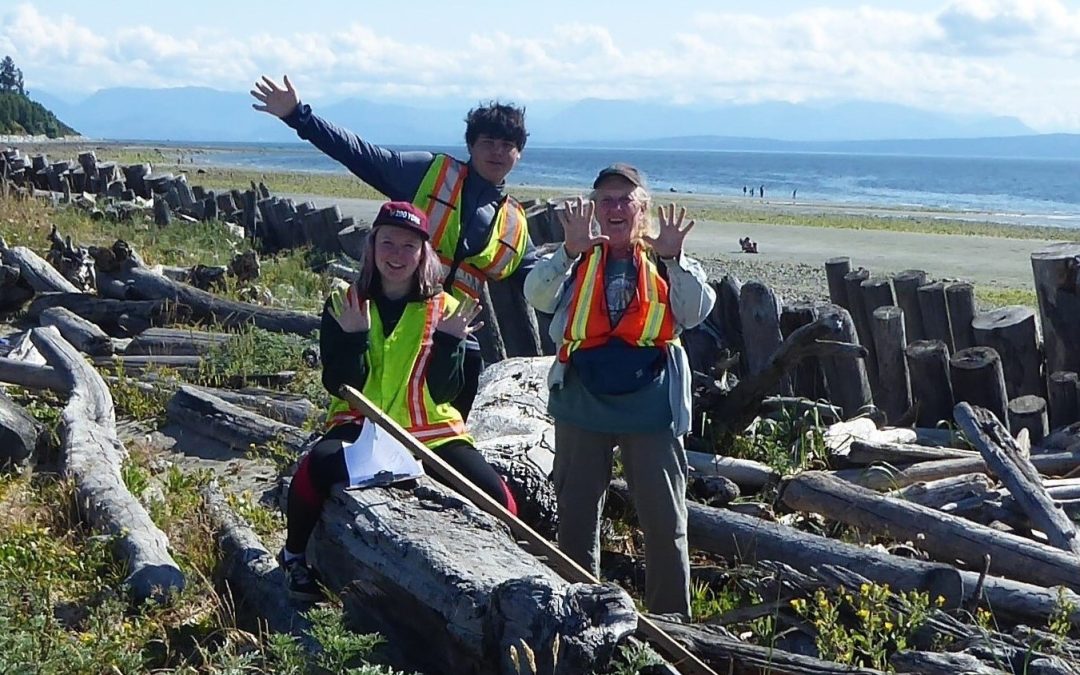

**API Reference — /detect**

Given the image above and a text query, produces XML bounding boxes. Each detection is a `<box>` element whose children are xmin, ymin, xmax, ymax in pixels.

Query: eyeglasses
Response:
<box><xmin>597</xmin><ymin>196</ymin><xmax>639</xmax><ymax>210</ymax></box>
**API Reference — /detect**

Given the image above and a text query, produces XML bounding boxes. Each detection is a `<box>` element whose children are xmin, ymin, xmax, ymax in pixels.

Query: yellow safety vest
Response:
<box><xmin>412</xmin><ymin>154</ymin><xmax>529</xmax><ymax>301</ymax></box>
<box><xmin>324</xmin><ymin>289</ymin><xmax>471</xmax><ymax>449</ymax></box>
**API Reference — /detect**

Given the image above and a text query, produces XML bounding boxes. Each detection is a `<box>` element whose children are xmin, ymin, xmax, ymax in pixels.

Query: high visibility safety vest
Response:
<box><xmin>558</xmin><ymin>245</ymin><xmax>677</xmax><ymax>362</ymax></box>
<box><xmin>324</xmin><ymin>289</ymin><xmax>471</xmax><ymax>449</ymax></box>
<box><xmin>412</xmin><ymin>154</ymin><xmax>529</xmax><ymax>301</ymax></box>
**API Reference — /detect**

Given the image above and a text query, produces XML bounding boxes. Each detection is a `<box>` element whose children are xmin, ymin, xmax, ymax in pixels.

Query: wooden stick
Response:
<box><xmin>338</xmin><ymin>384</ymin><xmax>718</xmax><ymax>675</ymax></box>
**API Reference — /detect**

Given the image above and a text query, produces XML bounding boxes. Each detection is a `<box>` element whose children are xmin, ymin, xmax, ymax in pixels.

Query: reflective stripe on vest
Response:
<box><xmin>558</xmin><ymin>245</ymin><xmax>677</xmax><ymax>362</ymax></box>
<box><xmin>324</xmin><ymin>290</ymin><xmax>470</xmax><ymax>449</ymax></box>
<box><xmin>413</xmin><ymin>155</ymin><xmax>529</xmax><ymax>300</ymax></box>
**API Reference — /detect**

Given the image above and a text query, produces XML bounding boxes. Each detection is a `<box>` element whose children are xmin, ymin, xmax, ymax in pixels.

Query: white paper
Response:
<box><xmin>342</xmin><ymin>419</ymin><xmax>424</xmax><ymax>488</ymax></box>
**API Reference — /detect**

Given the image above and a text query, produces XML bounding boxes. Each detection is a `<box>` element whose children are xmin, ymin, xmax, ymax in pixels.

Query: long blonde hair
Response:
<box><xmin>353</xmin><ymin>226</ymin><xmax>443</xmax><ymax>299</ymax></box>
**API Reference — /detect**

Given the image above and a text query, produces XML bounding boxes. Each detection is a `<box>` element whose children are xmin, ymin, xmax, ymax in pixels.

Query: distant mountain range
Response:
<box><xmin>31</xmin><ymin>85</ymin><xmax>1080</xmax><ymax>159</ymax></box>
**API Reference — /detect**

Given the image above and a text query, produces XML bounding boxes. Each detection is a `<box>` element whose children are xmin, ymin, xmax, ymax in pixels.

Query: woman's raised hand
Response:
<box><xmin>250</xmin><ymin>75</ymin><xmax>299</xmax><ymax>119</ymax></box>
<box><xmin>333</xmin><ymin>285</ymin><xmax>371</xmax><ymax>334</ymax></box>
<box><xmin>559</xmin><ymin>197</ymin><xmax>608</xmax><ymax>256</ymax></box>
<box><xmin>437</xmin><ymin>296</ymin><xmax>484</xmax><ymax>340</ymax></box>
<box><xmin>645</xmin><ymin>203</ymin><xmax>695</xmax><ymax>259</ymax></box>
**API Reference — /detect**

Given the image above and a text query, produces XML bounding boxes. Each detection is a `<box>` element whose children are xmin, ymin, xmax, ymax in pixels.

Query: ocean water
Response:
<box><xmin>179</xmin><ymin>142</ymin><xmax>1080</xmax><ymax>228</ymax></box>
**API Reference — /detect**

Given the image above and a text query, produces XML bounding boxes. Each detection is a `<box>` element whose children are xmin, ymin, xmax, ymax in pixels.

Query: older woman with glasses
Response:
<box><xmin>524</xmin><ymin>163</ymin><xmax>715</xmax><ymax>618</ymax></box>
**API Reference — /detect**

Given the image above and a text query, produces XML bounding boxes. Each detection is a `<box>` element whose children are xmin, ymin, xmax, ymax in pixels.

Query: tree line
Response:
<box><xmin>0</xmin><ymin>56</ymin><xmax>76</xmax><ymax>138</ymax></box>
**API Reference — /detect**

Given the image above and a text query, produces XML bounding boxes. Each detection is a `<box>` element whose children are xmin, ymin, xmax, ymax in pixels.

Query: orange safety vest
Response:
<box><xmin>324</xmin><ymin>290</ymin><xmax>470</xmax><ymax>449</ymax></box>
<box><xmin>412</xmin><ymin>155</ymin><xmax>529</xmax><ymax>300</ymax></box>
<box><xmin>558</xmin><ymin>245</ymin><xmax>677</xmax><ymax>362</ymax></box>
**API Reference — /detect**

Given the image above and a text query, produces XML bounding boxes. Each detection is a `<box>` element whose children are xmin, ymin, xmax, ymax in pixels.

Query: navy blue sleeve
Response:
<box><xmin>427</xmin><ymin>331</ymin><xmax>466</xmax><ymax>403</ymax></box>
<box><xmin>283</xmin><ymin>102</ymin><xmax>434</xmax><ymax>201</ymax></box>
<box><xmin>320</xmin><ymin>297</ymin><xmax>370</xmax><ymax>398</ymax></box>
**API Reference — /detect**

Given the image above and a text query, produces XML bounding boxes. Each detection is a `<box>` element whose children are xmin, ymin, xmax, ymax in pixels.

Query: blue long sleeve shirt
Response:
<box><xmin>283</xmin><ymin>103</ymin><xmax>536</xmax><ymax>291</ymax></box>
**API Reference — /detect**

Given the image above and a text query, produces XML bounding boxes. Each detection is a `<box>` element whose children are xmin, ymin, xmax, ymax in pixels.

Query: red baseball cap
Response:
<box><xmin>372</xmin><ymin>201</ymin><xmax>430</xmax><ymax>240</ymax></box>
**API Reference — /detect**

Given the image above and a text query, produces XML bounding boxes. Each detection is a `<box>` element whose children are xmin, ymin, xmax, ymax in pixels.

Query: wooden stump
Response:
<box><xmin>950</xmin><ymin>346</ymin><xmax>1010</xmax><ymax>430</ymax></box>
<box><xmin>1048</xmin><ymin>371</ymin><xmax>1080</xmax><ymax>431</ymax></box>
<box><xmin>890</xmin><ymin>271</ymin><xmax>929</xmax><ymax>344</ymax></box>
<box><xmin>781</xmin><ymin>301</ymin><xmax>825</xmax><ymax>400</ymax></box>
<box><xmin>971</xmin><ymin>306</ymin><xmax>1043</xmax><ymax>399</ymax></box>
<box><xmin>1031</xmin><ymin>243</ymin><xmax>1080</xmax><ymax>375</ymax></box>
<box><xmin>945</xmin><ymin>282</ymin><xmax>977</xmax><ymax>351</ymax></box>
<box><xmin>842</xmin><ymin>269</ymin><xmax>875</xmax><ymax>378</ymax></box>
<box><xmin>739</xmin><ymin>281</ymin><xmax>787</xmax><ymax>393</ymax></box>
<box><xmin>714</xmin><ymin>276</ymin><xmax>743</xmax><ymax>370</ymax></box>
<box><xmin>816</xmin><ymin>303</ymin><xmax>872</xmax><ymax>418</ymax></box>
<box><xmin>824</xmin><ymin>256</ymin><xmax>851</xmax><ymax>310</ymax></box>
<box><xmin>1008</xmin><ymin>395</ymin><xmax>1049</xmax><ymax>444</ymax></box>
<box><xmin>905</xmin><ymin>340</ymin><xmax>954</xmax><ymax>427</ymax></box>
<box><xmin>917</xmin><ymin>281</ymin><xmax>953</xmax><ymax>352</ymax></box>
<box><xmin>871</xmin><ymin>306</ymin><xmax>911</xmax><ymax>425</ymax></box>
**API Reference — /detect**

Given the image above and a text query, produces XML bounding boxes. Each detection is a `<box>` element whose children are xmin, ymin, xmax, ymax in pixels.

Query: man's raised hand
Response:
<box><xmin>559</xmin><ymin>197</ymin><xmax>607</xmax><ymax>257</ymax></box>
<box><xmin>251</xmin><ymin>75</ymin><xmax>299</xmax><ymax>119</ymax></box>
<box><xmin>645</xmin><ymin>203</ymin><xmax>695</xmax><ymax>259</ymax></box>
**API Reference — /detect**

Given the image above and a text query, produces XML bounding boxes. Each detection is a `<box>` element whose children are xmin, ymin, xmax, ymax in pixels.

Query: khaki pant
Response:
<box><xmin>552</xmin><ymin>421</ymin><xmax>691</xmax><ymax>618</ymax></box>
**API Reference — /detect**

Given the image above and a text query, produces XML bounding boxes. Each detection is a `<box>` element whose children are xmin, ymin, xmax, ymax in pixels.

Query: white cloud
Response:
<box><xmin>1</xmin><ymin>1</ymin><xmax>1079</xmax><ymax>131</ymax></box>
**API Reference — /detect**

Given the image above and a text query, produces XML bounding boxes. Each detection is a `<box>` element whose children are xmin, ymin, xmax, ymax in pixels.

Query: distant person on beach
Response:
<box><xmin>759</xmin><ymin>185</ymin><xmax>765</xmax><ymax>199</ymax></box>
<box><xmin>524</xmin><ymin>163</ymin><xmax>716</xmax><ymax>618</ymax></box>
<box><xmin>743</xmin><ymin>185</ymin><xmax>747</xmax><ymax>196</ymax></box>
<box><xmin>250</xmin><ymin>74</ymin><xmax>535</xmax><ymax>422</ymax></box>
<box><xmin>792</xmin><ymin>189</ymin><xmax>797</xmax><ymax>201</ymax></box>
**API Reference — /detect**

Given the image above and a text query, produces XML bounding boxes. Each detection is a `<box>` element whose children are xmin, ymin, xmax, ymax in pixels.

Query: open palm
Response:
<box><xmin>250</xmin><ymin>75</ymin><xmax>299</xmax><ymax>119</ymax></box>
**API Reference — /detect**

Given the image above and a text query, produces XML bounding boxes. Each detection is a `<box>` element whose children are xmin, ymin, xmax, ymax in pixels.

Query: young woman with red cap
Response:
<box><xmin>280</xmin><ymin>200</ymin><xmax>518</xmax><ymax>601</ymax></box>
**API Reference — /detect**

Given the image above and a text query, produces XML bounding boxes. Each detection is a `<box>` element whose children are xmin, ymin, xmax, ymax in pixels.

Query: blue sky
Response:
<box><xmin>3</xmin><ymin>0</ymin><xmax>1080</xmax><ymax>131</ymax></box>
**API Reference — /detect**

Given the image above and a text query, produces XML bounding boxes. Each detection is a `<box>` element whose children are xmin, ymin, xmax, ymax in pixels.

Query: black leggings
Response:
<box><xmin>285</xmin><ymin>422</ymin><xmax>516</xmax><ymax>554</ymax></box>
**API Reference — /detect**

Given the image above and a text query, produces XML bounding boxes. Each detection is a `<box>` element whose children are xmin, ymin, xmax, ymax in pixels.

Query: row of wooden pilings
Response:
<box><xmin>822</xmin><ymin>246</ymin><xmax>1080</xmax><ymax>442</ymax></box>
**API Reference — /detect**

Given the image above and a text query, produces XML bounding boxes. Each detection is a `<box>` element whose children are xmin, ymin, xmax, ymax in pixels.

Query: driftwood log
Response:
<box><xmin>814</xmin><ymin>304</ymin><xmax>873</xmax><ymax>418</ymax></box>
<box><xmin>955</xmin><ymin>402</ymin><xmax>1080</xmax><ymax>555</ymax></box>
<box><xmin>887</xmin><ymin>472</ymin><xmax>994</xmax><ymax>510</ymax></box>
<box><xmin>1008</xmin><ymin>395</ymin><xmax>1049</xmax><ymax>444</ymax></box>
<box><xmin>0</xmin><ymin>240</ymin><xmax>79</xmax><ymax>293</ymax></box>
<box><xmin>891</xmin><ymin>269</ymin><xmax>927</xmax><ymax>342</ymax></box>
<box><xmin>824</xmin><ymin>256</ymin><xmax>850</xmax><ymax>310</ymax></box>
<box><xmin>972</xmin><ymin>306</ymin><xmax>1043</xmax><ymax>400</ymax></box>
<box><xmin>738</xmin><ymin>281</ymin><xmax>788</xmax><ymax>394</ymax></box>
<box><xmin>29</xmin><ymin>326</ymin><xmax>184</xmax><ymax>602</ymax></box>
<box><xmin>905</xmin><ymin>339</ymin><xmax>954</xmax><ymax>427</ymax></box>
<box><xmin>29</xmin><ymin>292</ymin><xmax>173</xmax><ymax>337</ymax></box>
<box><xmin>781</xmin><ymin>470</ymin><xmax>1080</xmax><ymax>591</ymax></box>
<box><xmin>833</xmin><ymin>448</ymin><xmax>1080</xmax><ymax>491</ymax></box>
<box><xmin>0</xmin><ymin>357</ymin><xmax>69</xmax><ymax>393</ymax></box>
<box><xmin>0</xmin><ymin>262</ymin><xmax>33</xmax><ymax>311</ymax></box>
<box><xmin>945</xmin><ymin>281</ymin><xmax>977</xmax><ymax>351</ymax></box>
<box><xmin>39</xmin><ymin>306</ymin><xmax>115</xmax><ymax>356</ymax></box>
<box><xmin>124</xmin><ymin>326</ymin><xmax>231</xmax><ymax>356</ymax></box>
<box><xmin>1048</xmin><ymin>371</ymin><xmax>1080</xmax><ymax>431</ymax></box>
<box><xmin>950</xmin><ymin>347</ymin><xmax>1010</xmax><ymax>430</ymax></box>
<box><xmin>1031</xmin><ymin>243</ymin><xmax>1080</xmax><ymax>375</ymax></box>
<box><xmin>166</xmin><ymin>385</ymin><xmax>310</xmax><ymax>454</ymax></box>
<box><xmin>0</xmin><ymin>390</ymin><xmax>44</xmax><ymax>469</ymax></box>
<box><xmin>309</xmin><ymin>481</ymin><xmax>638</xmax><ymax>674</ymax></box>
<box><xmin>870</xmin><ymin>305</ymin><xmax>910</xmax><ymax>424</ymax></box>
<box><xmin>917</xmin><ymin>281</ymin><xmax>953</xmax><ymax>352</ymax></box>
<box><xmin>200</xmin><ymin>482</ymin><xmax>313</xmax><ymax>640</ymax></box>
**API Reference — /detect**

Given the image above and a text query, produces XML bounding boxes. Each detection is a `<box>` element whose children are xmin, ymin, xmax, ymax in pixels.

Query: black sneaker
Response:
<box><xmin>277</xmin><ymin>550</ymin><xmax>323</xmax><ymax>602</ymax></box>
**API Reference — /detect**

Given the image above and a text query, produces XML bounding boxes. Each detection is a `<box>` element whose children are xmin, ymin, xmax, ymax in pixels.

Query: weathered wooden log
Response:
<box><xmin>647</xmin><ymin>616</ymin><xmax>880</xmax><ymax>675</ymax></box>
<box><xmin>843</xmin><ymin>268</ymin><xmax>876</xmax><ymax>381</ymax></box>
<box><xmin>950</xmin><ymin>347</ymin><xmax>1010</xmax><ymax>430</ymax></box>
<box><xmin>917</xmin><ymin>281</ymin><xmax>953</xmax><ymax>352</ymax></box>
<box><xmin>714</xmin><ymin>276</ymin><xmax>744</xmax><ymax>367</ymax></box>
<box><xmin>310</xmin><ymin>482</ymin><xmax>638</xmax><ymax>675</ymax></box>
<box><xmin>1031</xmin><ymin>243</ymin><xmax>1080</xmax><ymax>375</ymax></box>
<box><xmin>972</xmin><ymin>306</ymin><xmax>1043</xmax><ymax>399</ymax></box>
<box><xmin>166</xmin><ymin>385</ymin><xmax>309</xmax><ymax>454</ymax></box>
<box><xmin>104</xmin><ymin>262</ymin><xmax>318</xmax><ymax>336</ymax></box>
<box><xmin>124</xmin><ymin>326</ymin><xmax>230</xmax><ymax>356</ymax></box>
<box><xmin>0</xmin><ymin>263</ymin><xmax>33</xmax><ymax>311</ymax></box>
<box><xmin>0</xmin><ymin>242</ymin><xmax>79</xmax><ymax>293</ymax></box>
<box><xmin>1008</xmin><ymin>395</ymin><xmax>1049</xmax><ymax>444</ymax></box>
<box><xmin>890</xmin><ymin>649</ymin><xmax>1005</xmax><ymax>674</ymax></box>
<box><xmin>738</xmin><ymin>281</ymin><xmax>788</xmax><ymax>393</ymax></box>
<box><xmin>29</xmin><ymin>293</ymin><xmax>172</xmax><ymax>337</ymax></box>
<box><xmin>892</xmin><ymin>269</ymin><xmax>927</xmax><ymax>343</ymax></box>
<box><xmin>780</xmin><ymin>302</ymin><xmax>825</xmax><ymax>399</ymax></box>
<box><xmin>904</xmin><ymin>339</ymin><xmax>953</xmax><ymax>427</ymax></box>
<box><xmin>0</xmin><ymin>357</ymin><xmax>69</xmax><ymax>393</ymax></box>
<box><xmin>39</xmin><ymin>306</ymin><xmax>114</xmax><ymax>356</ymax></box>
<box><xmin>824</xmin><ymin>256</ymin><xmax>850</xmax><ymax>310</ymax></box>
<box><xmin>870</xmin><ymin>306</ymin><xmax>910</xmax><ymax>424</ymax></box>
<box><xmin>945</xmin><ymin>282</ymin><xmax>977</xmax><ymax>351</ymax></box>
<box><xmin>833</xmin><ymin>449</ymin><xmax>1080</xmax><ymax>491</ymax></box>
<box><xmin>30</xmin><ymin>326</ymin><xmax>184</xmax><ymax>602</ymax></box>
<box><xmin>200</xmin><ymin>482</ymin><xmax>314</xmax><ymax>640</ymax></box>
<box><xmin>845</xmin><ymin>438</ymin><xmax>978</xmax><ymax>466</ymax></box>
<box><xmin>1048</xmin><ymin>371</ymin><xmax>1080</xmax><ymax>431</ymax></box>
<box><xmin>781</xmin><ymin>470</ymin><xmax>1080</xmax><ymax>590</ymax></box>
<box><xmin>0</xmin><ymin>390</ymin><xmax>44</xmax><ymax>469</ymax></box>
<box><xmin>814</xmin><ymin>304</ymin><xmax>873</xmax><ymax>418</ymax></box>
<box><xmin>888</xmin><ymin>472</ymin><xmax>994</xmax><ymax>510</ymax></box>
<box><xmin>955</xmin><ymin>402</ymin><xmax>1080</xmax><ymax>554</ymax></box>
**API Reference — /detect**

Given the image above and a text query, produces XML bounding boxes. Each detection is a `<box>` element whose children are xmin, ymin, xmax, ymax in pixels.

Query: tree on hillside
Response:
<box><xmin>0</xmin><ymin>56</ymin><xmax>25</xmax><ymax>95</ymax></box>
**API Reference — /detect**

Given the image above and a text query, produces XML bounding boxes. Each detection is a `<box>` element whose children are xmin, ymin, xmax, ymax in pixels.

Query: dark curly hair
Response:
<box><xmin>464</xmin><ymin>101</ymin><xmax>528</xmax><ymax>151</ymax></box>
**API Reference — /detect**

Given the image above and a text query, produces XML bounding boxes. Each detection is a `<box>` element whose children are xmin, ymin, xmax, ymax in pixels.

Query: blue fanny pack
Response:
<box><xmin>569</xmin><ymin>340</ymin><xmax>664</xmax><ymax>395</ymax></box>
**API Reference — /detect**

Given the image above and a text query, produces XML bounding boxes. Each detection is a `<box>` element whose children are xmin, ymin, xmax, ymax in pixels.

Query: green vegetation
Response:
<box><xmin>976</xmin><ymin>285</ymin><xmax>1038</xmax><ymax>309</ymax></box>
<box><xmin>0</xmin><ymin>57</ymin><xmax>75</xmax><ymax>137</ymax></box>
